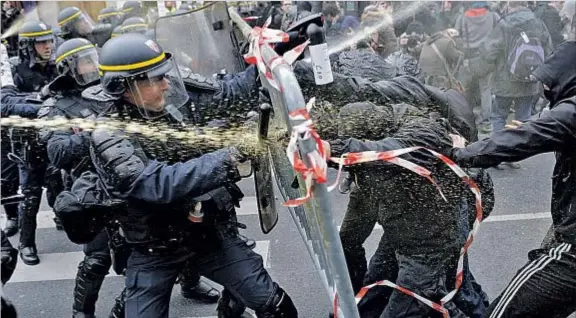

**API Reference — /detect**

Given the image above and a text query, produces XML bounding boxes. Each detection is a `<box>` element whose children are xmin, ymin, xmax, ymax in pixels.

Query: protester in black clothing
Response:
<box><xmin>450</xmin><ymin>40</ymin><xmax>576</xmax><ymax>318</ymax></box>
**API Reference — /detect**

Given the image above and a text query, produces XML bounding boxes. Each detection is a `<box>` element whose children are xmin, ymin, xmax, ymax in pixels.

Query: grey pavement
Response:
<box><xmin>1</xmin><ymin>152</ymin><xmax>560</xmax><ymax>317</ymax></box>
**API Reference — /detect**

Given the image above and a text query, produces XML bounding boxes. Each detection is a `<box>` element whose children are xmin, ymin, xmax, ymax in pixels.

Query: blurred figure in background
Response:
<box><xmin>455</xmin><ymin>1</ymin><xmax>499</xmax><ymax>133</ymax></box>
<box><xmin>385</xmin><ymin>21</ymin><xmax>425</xmax><ymax>79</ymax></box>
<box><xmin>419</xmin><ymin>28</ymin><xmax>464</xmax><ymax>91</ymax></box>
<box><xmin>360</xmin><ymin>4</ymin><xmax>397</xmax><ymax>58</ymax></box>
<box><xmin>534</xmin><ymin>1</ymin><xmax>565</xmax><ymax>48</ymax></box>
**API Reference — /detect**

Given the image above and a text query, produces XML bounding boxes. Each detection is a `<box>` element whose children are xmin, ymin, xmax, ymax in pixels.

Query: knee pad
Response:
<box><xmin>79</xmin><ymin>254</ymin><xmax>112</xmax><ymax>278</ymax></box>
<box><xmin>217</xmin><ymin>289</ymin><xmax>247</xmax><ymax>318</ymax></box>
<box><xmin>256</xmin><ymin>286</ymin><xmax>298</xmax><ymax>318</ymax></box>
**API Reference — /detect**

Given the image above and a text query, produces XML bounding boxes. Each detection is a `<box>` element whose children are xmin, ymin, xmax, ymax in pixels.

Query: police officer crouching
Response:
<box><xmin>91</xmin><ymin>33</ymin><xmax>298</xmax><ymax>318</ymax></box>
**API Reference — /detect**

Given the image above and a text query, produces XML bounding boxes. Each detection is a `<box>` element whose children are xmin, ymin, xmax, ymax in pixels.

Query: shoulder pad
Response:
<box><xmin>180</xmin><ymin>67</ymin><xmax>220</xmax><ymax>92</ymax></box>
<box><xmin>82</xmin><ymin>85</ymin><xmax>117</xmax><ymax>102</ymax></box>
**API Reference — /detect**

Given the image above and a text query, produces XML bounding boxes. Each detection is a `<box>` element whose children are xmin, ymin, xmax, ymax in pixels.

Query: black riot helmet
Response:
<box><xmin>98</xmin><ymin>33</ymin><xmax>188</xmax><ymax>119</ymax></box>
<box><xmin>120</xmin><ymin>17</ymin><xmax>148</xmax><ymax>35</ymax></box>
<box><xmin>58</xmin><ymin>6</ymin><xmax>96</xmax><ymax>39</ymax></box>
<box><xmin>17</xmin><ymin>20</ymin><xmax>56</xmax><ymax>63</ymax></box>
<box><xmin>122</xmin><ymin>1</ymin><xmax>142</xmax><ymax>19</ymax></box>
<box><xmin>98</xmin><ymin>7</ymin><xmax>124</xmax><ymax>27</ymax></box>
<box><xmin>55</xmin><ymin>38</ymin><xmax>100</xmax><ymax>87</ymax></box>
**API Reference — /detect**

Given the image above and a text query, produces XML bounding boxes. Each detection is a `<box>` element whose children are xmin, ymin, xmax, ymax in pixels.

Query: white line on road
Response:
<box><xmin>0</xmin><ymin>197</ymin><xmax>260</xmax><ymax>229</ymax></box>
<box><xmin>8</xmin><ymin>240</ymin><xmax>270</xmax><ymax>283</ymax></box>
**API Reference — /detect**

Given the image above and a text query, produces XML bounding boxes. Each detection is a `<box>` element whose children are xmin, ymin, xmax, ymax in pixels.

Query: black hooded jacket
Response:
<box><xmin>452</xmin><ymin>40</ymin><xmax>576</xmax><ymax>245</ymax></box>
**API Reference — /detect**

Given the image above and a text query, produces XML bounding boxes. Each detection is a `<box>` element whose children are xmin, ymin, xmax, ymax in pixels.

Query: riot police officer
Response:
<box><xmin>58</xmin><ymin>6</ymin><xmax>113</xmax><ymax>47</ymax></box>
<box><xmin>119</xmin><ymin>17</ymin><xmax>148</xmax><ymax>35</ymax></box>
<box><xmin>43</xmin><ymin>37</ymin><xmax>224</xmax><ymax>316</ymax></box>
<box><xmin>93</xmin><ymin>33</ymin><xmax>297</xmax><ymax>318</ymax></box>
<box><xmin>40</xmin><ymin>38</ymin><xmax>121</xmax><ymax>318</ymax></box>
<box><xmin>9</xmin><ymin>20</ymin><xmax>60</xmax><ymax>265</ymax></box>
<box><xmin>12</xmin><ymin>20</ymin><xmax>58</xmax><ymax>92</ymax></box>
<box><xmin>97</xmin><ymin>7</ymin><xmax>124</xmax><ymax>28</ymax></box>
<box><xmin>121</xmin><ymin>1</ymin><xmax>143</xmax><ymax>20</ymax></box>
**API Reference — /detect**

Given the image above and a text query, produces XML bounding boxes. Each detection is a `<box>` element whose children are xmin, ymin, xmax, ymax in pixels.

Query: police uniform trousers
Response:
<box><xmin>125</xmin><ymin>229</ymin><xmax>275</xmax><ymax>318</ymax></box>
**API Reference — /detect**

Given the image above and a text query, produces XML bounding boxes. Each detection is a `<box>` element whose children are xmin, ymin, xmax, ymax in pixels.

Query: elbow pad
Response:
<box><xmin>91</xmin><ymin>129</ymin><xmax>147</xmax><ymax>191</ymax></box>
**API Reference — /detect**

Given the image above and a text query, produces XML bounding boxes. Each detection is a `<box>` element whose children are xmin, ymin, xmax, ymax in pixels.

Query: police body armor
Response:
<box><xmin>12</xmin><ymin>59</ymin><xmax>57</xmax><ymax>93</ymax></box>
<box><xmin>90</xmin><ymin>100</ymin><xmax>243</xmax><ymax>251</ymax></box>
<box><xmin>39</xmin><ymin>85</ymin><xmax>114</xmax><ymax>178</ymax></box>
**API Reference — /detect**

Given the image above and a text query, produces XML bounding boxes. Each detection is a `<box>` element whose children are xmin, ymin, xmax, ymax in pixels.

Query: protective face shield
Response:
<box><xmin>57</xmin><ymin>47</ymin><xmax>100</xmax><ymax>86</ymax></box>
<box><xmin>122</xmin><ymin>57</ymin><xmax>189</xmax><ymax>119</ymax></box>
<box><xmin>61</xmin><ymin>12</ymin><xmax>96</xmax><ymax>36</ymax></box>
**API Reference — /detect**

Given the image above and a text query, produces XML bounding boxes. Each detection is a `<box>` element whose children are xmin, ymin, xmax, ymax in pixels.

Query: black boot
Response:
<box><xmin>3</xmin><ymin>217</ymin><xmax>18</xmax><ymax>237</ymax></box>
<box><xmin>255</xmin><ymin>286</ymin><xmax>298</xmax><ymax>318</ymax></box>
<box><xmin>181</xmin><ymin>278</ymin><xmax>221</xmax><ymax>303</ymax></box>
<box><xmin>217</xmin><ymin>289</ymin><xmax>254</xmax><ymax>318</ymax></box>
<box><xmin>19</xmin><ymin>246</ymin><xmax>39</xmax><ymax>265</ymax></box>
<box><xmin>19</xmin><ymin>190</ymin><xmax>41</xmax><ymax>260</ymax></box>
<box><xmin>72</xmin><ymin>257</ymin><xmax>110</xmax><ymax>317</ymax></box>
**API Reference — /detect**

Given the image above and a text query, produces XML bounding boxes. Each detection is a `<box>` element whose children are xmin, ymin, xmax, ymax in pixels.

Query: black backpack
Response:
<box><xmin>504</xmin><ymin>18</ymin><xmax>546</xmax><ymax>82</ymax></box>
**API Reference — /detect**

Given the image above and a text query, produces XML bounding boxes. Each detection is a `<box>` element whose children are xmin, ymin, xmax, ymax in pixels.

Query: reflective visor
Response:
<box><xmin>124</xmin><ymin>57</ymin><xmax>189</xmax><ymax>119</ymax></box>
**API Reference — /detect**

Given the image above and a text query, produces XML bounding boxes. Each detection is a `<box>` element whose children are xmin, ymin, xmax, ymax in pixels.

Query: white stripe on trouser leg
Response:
<box><xmin>490</xmin><ymin>243</ymin><xmax>571</xmax><ymax>318</ymax></box>
<box><xmin>490</xmin><ymin>242</ymin><xmax>566</xmax><ymax>317</ymax></box>
<box><xmin>490</xmin><ymin>243</ymin><xmax>569</xmax><ymax>318</ymax></box>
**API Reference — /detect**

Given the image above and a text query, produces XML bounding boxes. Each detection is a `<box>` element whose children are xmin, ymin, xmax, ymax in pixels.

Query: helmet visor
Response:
<box><xmin>62</xmin><ymin>12</ymin><xmax>95</xmax><ymax>36</ymax></box>
<box><xmin>126</xmin><ymin>57</ymin><xmax>189</xmax><ymax>119</ymax></box>
<box><xmin>66</xmin><ymin>48</ymin><xmax>100</xmax><ymax>86</ymax></box>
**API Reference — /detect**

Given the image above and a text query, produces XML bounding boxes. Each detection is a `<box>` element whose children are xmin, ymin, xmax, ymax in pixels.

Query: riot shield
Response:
<box><xmin>230</xmin><ymin>10</ymin><xmax>360</xmax><ymax>318</ymax></box>
<box><xmin>155</xmin><ymin>2</ymin><xmax>245</xmax><ymax>77</ymax></box>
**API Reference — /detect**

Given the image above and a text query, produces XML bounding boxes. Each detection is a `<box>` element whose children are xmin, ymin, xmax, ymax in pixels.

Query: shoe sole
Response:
<box><xmin>21</xmin><ymin>258</ymin><xmax>40</xmax><ymax>266</ymax></box>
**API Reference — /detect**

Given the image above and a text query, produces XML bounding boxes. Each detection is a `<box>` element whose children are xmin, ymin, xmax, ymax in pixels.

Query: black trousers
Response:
<box><xmin>487</xmin><ymin>242</ymin><xmax>576</xmax><ymax>318</ymax></box>
<box><xmin>125</xmin><ymin>231</ymin><xmax>276</xmax><ymax>318</ymax></box>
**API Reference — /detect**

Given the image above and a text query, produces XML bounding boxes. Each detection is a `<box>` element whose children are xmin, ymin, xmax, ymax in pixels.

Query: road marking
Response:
<box><xmin>0</xmin><ymin>197</ymin><xmax>260</xmax><ymax>229</ymax></box>
<box><xmin>8</xmin><ymin>240</ymin><xmax>270</xmax><ymax>283</ymax></box>
<box><xmin>337</xmin><ymin>212</ymin><xmax>552</xmax><ymax>231</ymax></box>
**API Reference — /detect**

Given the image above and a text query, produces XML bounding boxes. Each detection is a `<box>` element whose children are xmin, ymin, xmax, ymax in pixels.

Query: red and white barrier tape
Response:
<box><xmin>243</xmin><ymin>17</ymin><xmax>309</xmax><ymax>91</ymax></box>
<box><xmin>282</xmin><ymin>99</ymin><xmax>483</xmax><ymax>317</ymax></box>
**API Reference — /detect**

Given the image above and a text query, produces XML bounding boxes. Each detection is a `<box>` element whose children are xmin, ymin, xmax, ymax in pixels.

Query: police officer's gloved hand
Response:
<box><xmin>36</xmin><ymin>84</ymin><xmax>53</xmax><ymax>101</ymax></box>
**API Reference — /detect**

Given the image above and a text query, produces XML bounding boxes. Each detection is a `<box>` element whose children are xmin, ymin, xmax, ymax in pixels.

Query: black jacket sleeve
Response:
<box><xmin>452</xmin><ymin>101</ymin><xmax>576</xmax><ymax>168</ymax></box>
<box><xmin>0</xmin><ymin>87</ymin><xmax>40</xmax><ymax>118</ymax></box>
<box><xmin>119</xmin><ymin>149</ymin><xmax>241</xmax><ymax>204</ymax></box>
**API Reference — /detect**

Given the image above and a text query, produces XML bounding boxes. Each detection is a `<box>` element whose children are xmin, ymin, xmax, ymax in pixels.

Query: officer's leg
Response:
<box><xmin>178</xmin><ymin>259</ymin><xmax>220</xmax><ymax>302</ymax></box>
<box><xmin>18</xmin><ymin>162</ymin><xmax>45</xmax><ymax>265</ymax></box>
<box><xmin>73</xmin><ymin>230</ymin><xmax>112</xmax><ymax>318</ymax></box>
<box><xmin>1</xmin><ymin>157</ymin><xmax>20</xmax><ymax>237</ymax></box>
<box><xmin>196</xmin><ymin>232</ymin><xmax>297</xmax><ymax>318</ymax></box>
<box><xmin>124</xmin><ymin>249</ymin><xmax>188</xmax><ymax>318</ymax></box>
<box><xmin>340</xmin><ymin>187</ymin><xmax>378</xmax><ymax>293</ymax></box>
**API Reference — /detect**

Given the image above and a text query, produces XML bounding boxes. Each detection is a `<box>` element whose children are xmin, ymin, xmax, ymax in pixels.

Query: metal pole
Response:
<box><xmin>229</xmin><ymin>9</ymin><xmax>360</xmax><ymax>318</ymax></box>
